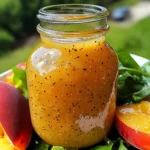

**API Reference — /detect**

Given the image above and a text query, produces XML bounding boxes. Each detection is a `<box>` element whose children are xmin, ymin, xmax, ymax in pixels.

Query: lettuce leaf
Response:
<box><xmin>90</xmin><ymin>143</ymin><xmax>114</xmax><ymax>150</ymax></box>
<box><xmin>51</xmin><ymin>146</ymin><xmax>65</xmax><ymax>150</ymax></box>
<box><xmin>12</xmin><ymin>67</ymin><xmax>28</xmax><ymax>98</ymax></box>
<box><xmin>117</xmin><ymin>51</ymin><xmax>150</xmax><ymax>104</ymax></box>
<box><xmin>118</xmin><ymin>139</ymin><xmax>128</xmax><ymax>150</ymax></box>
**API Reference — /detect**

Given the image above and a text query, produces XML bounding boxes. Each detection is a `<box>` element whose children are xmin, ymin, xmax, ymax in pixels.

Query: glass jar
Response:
<box><xmin>26</xmin><ymin>4</ymin><xmax>118</xmax><ymax>148</ymax></box>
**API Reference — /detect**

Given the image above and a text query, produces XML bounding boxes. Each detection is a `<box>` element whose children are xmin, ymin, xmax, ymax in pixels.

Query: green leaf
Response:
<box><xmin>141</xmin><ymin>61</ymin><xmax>150</xmax><ymax>83</ymax></box>
<box><xmin>117</xmin><ymin>51</ymin><xmax>141</xmax><ymax>70</ymax></box>
<box><xmin>117</xmin><ymin>51</ymin><xmax>150</xmax><ymax>104</ymax></box>
<box><xmin>22</xmin><ymin>87</ymin><xmax>28</xmax><ymax>98</ymax></box>
<box><xmin>12</xmin><ymin>67</ymin><xmax>28</xmax><ymax>98</ymax></box>
<box><xmin>132</xmin><ymin>85</ymin><xmax>150</xmax><ymax>101</ymax></box>
<box><xmin>90</xmin><ymin>143</ymin><xmax>114</xmax><ymax>150</ymax></box>
<box><xmin>142</xmin><ymin>61</ymin><xmax>150</xmax><ymax>74</ymax></box>
<box><xmin>119</xmin><ymin>67</ymin><xmax>150</xmax><ymax>77</ymax></box>
<box><xmin>118</xmin><ymin>139</ymin><xmax>128</xmax><ymax>150</ymax></box>
<box><xmin>51</xmin><ymin>146</ymin><xmax>65</xmax><ymax>150</ymax></box>
<box><xmin>12</xmin><ymin>67</ymin><xmax>27</xmax><ymax>85</ymax></box>
<box><xmin>117</xmin><ymin>71</ymin><xmax>146</xmax><ymax>104</ymax></box>
<box><xmin>36</xmin><ymin>141</ymin><xmax>50</xmax><ymax>150</ymax></box>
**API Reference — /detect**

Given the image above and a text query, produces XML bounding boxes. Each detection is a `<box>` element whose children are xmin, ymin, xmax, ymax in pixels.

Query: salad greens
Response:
<box><xmin>118</xmin><ymin>140</ymin><xmax>128</xmax><ymax>150</ymax></box>
<box><xmin>90</xmin><ymin>143</ymin><xmax>114</xmax><ymax>150</ymax></box>
<box><xmin>51</xmin><ymin>146</ymin><xmax>65</xmax><ymax>150</ymax></box>
<box><xmin>117</xmin><ymin>51</ymin><xmax>150</xmax><ymax>104</ymax></box>
<box><xmin>90</xmin><ymin>138</ymin><xmax>127</xmax><ymax>150</ymax></box>
<box><xmin>12</xmin><ymin>51</ymin><xmax>150</xmax><ymax>150</ymax></box>
<box><xmin>12</xmin><ymin>67</ymin><xmax>28</xmax><ymax>98</ymax></box>
<box><xmin>35</xmin><ymin>141</ymin><xmax>49</xmax><ymax>150</ymax></box>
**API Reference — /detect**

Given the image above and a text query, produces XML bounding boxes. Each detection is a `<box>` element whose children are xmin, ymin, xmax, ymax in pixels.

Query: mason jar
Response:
<box><xmin>26</xmin><ymin>4</ymin><xmax>118</xmax><ymax>148</ymax></box>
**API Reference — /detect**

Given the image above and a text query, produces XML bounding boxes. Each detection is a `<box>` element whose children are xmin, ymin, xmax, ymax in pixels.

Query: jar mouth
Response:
<box><xmin>37</xmin><ymin>4</ymin><xmax>109</xmax><ymax>43</ymax></box>
<box><xmin>37</xmin><ymin>4</ymin><xmax>109</xmax><ymax>23</ymax></box>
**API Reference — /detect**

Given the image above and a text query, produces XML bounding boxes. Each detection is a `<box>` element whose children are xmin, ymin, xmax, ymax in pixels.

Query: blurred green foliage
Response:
<box><xmin>0</xmin><ymin>0</ymin><xmax>22</xmax><ymax>34</ymax></box>
<box><xmin>20</xmin><ymin>0</ymin><xmax>52</xmax><ymax>36</ymax></box>
<box><xmin>0</xmin><ymin>0</ymin><xmax>21</xmax><ymax>51</ymax></box>
<box><xmin>0</xmin><ymin>0</ymin><xmax>51</xmax><ymax>38</ymax></box>
<box><xmin>0</xmin><ymin>28</ymin><xmax>15</xmax><ymax>51</ymax></box>
<box><xmin>0</xmin><ymin>0</ymin><xmax>52</xmax><ymax>52</ymax></box>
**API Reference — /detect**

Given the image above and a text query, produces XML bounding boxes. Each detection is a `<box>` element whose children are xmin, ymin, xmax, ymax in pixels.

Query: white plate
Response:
<box><xmin>0</xmin><ymin>54</ymin><xmax>149</xmax><ymax>81</ymax></box>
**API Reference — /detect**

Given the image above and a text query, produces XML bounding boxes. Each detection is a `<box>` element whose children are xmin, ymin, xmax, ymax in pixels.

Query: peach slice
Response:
<box><xmin>0</xmin><ymin>81</ymin><xmax>32</xmax><ymax>150</ymax></box>
<box><xmin>0</xmin><ymin>124</ymin><xmax>15</xmax><ymax>150</ymax></box>
<box><xmin>116</xmin><ymin>101</ymin><xmax>150</xmax><ymax>150</ymax></box>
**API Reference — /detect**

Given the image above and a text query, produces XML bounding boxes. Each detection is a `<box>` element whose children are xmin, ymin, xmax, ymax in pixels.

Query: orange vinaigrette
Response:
<box><xmin>26</xmin><ymin>4</ymin><xmax>118</xmax><ymax>148</ymax></box>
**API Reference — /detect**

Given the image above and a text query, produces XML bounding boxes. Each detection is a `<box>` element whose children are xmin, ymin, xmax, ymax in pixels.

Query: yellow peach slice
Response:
<box><xmin>116</xmin><ymin>101</ymin><xmax>150</xmax><ymax>150</ymax></box>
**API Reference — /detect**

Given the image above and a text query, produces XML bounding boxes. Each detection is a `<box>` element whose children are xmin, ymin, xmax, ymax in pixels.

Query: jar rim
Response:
<box><xmin>37</xmin><ymin>4</ymin><xmax>109</xmax><ymax>23</ymax></box>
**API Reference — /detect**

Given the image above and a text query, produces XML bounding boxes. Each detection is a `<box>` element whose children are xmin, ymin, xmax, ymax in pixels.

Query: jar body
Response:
<box><xmin>26</xmin><ymin>35</ymin><xmax>118</xmax><ymax>148</ymax></box>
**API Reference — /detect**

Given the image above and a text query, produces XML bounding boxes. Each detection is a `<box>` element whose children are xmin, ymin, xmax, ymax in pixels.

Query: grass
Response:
<box><xmin>0</xmin><ymin>16</ymin><xmax>150</xmax><ymax>73</ymax></box>
<box><xmin>0</xmin><ymin>40</ymin><xmax>39</xmax><ymax>73</ymax></box>
<box><xmin>0</xmin><ymin>47</ymin><xmax>31</xmax><ymax>73</ymax></box>
<box><xmin>107</xmin><ymin>17</ymin><xmax>150</xmax><ymax>59</ymax></box>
